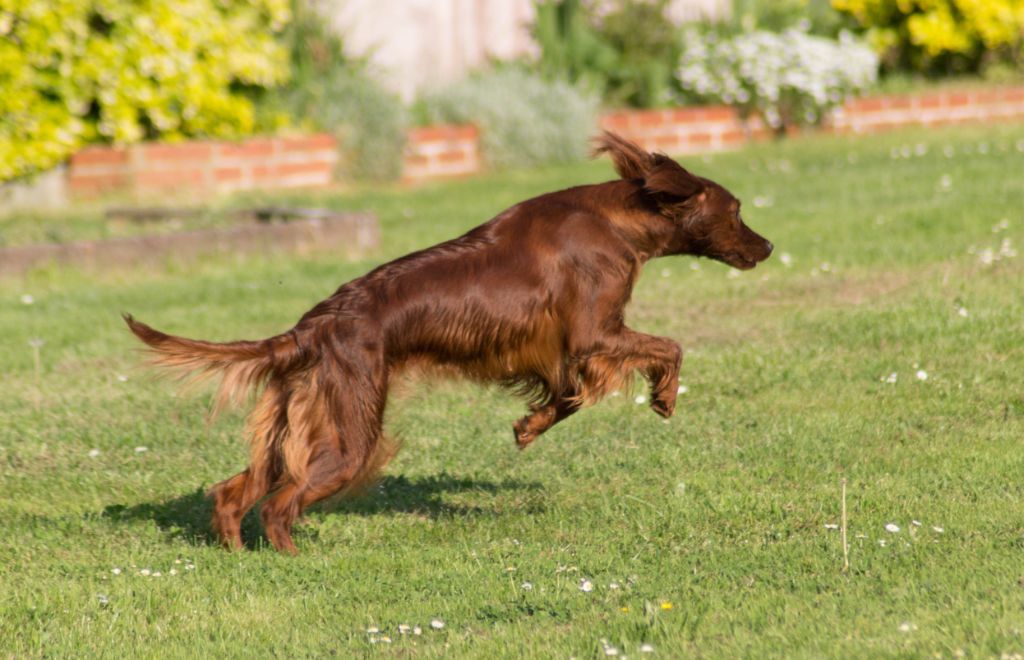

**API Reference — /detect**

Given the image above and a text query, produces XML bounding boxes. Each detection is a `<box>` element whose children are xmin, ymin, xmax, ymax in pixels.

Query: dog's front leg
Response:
<box><xmin>636</xmin><ymin>345</ymin><xmax>682</xmax><ymax>419</ymax></box>
<box><xmin>584</xmin><ymin>329</ymin><xmax>682</xmax><ymax>419</ymax></box>
<box><xmin>643</xmin><ymin>336</ymin><xmax>683</xmax><ymax>419</ymax></box>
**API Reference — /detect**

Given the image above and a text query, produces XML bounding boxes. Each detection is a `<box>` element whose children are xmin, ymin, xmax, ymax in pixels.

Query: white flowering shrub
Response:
<box><xmin>677</xmin><ymin>29</ymin><xmax>879</xmax><ymax>130</ymax></box>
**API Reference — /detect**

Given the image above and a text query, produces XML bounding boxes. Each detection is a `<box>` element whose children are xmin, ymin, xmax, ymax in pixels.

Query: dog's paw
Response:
<box><xmin>512</xmin><ymin>419</ymin><xmax>536</xmax><ymax>450</ymax></box>
<box><xmin>650</xmin><ymin>395</ymin><xmax>675</xmax><ymax>419</ymax></box>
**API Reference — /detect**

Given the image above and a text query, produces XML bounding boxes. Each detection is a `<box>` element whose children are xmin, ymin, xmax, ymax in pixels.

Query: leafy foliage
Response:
<box><xmin>532</xmin><ymin>0</ymin><xmax>619</xmax><ymax>90</ymax></box>
<box><xmin>421</xmin><ymin>68</ymin><xmax>598</xmax><ymax>170</ymax></box>
<box><xmin>729</xmin><ymin>0</ymin><xmax>851</xmax><ymax>35</ymax></box>
<box><xmin>531</xmin><ymin>0</ymin><xmax>681</xmax><ymax>108</ymax></box>
<box><xmin>832</xmin><ymin>0</ymin><xmax>1024</xmax><ymax>73</ymax></box>
<box><xmin>591</xmin><ymin>0</ymin><xmax>683</xmax><ymax>107</ymax></box>
<box><xmin>0</xmin><ymin>0</ymin><xmax>291</xmax><ymax>182</ymax></box>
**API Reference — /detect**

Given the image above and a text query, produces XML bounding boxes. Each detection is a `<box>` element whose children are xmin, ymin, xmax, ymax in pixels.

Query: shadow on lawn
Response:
<box><xmin>102</xmin><ymin>471</ymin><xmax>544</xmax><ymax>549</ymax></box>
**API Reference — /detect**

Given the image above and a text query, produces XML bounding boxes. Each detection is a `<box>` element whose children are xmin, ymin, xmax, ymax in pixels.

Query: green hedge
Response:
<box><xmin>0</xmin><ymin>0</ymin><xmax>290</xmax><ymax>182</ymax></box>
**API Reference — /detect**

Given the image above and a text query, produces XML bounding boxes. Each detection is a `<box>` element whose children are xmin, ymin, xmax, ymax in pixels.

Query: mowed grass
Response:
<box><xmin>1</xmin><ymin>124</ymin><xmax>1023</xmax><ymax>658</ymax></box>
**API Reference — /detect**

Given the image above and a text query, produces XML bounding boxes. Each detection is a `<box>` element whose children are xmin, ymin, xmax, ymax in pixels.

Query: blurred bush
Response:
<box><xmin>730</xmin><ymin>0</ymin><xmax>851</xmax><ymax>35</ymax></box>
<box><xmin>678</xmin><ymin>28</ymin><xmax>878</xmax><ymax>131</ymax></box>
<box><xmin>532</xmin><ymin>0</ymin><xmax>618</xmax><ymax>95</ymax></box>
<box><xmin>256</xmin><ymin>2</ymin><xmax>406</xmax><ymax>181</ymax></box>
<box><xmin>0</xmin><ymin>0</ymin><xmax>290</xmax><ymax>182</ymax></box>
<box><xmin>832</xmin><ymin>0</ymin><xmax>1024</xmax><ymax>74</ymax></box>
<box><xmin>420</xmin><ymin>68</ymin><xmax>598</xmax><ymax>169</ymax></box>
<box><xmin>531</xmin><ymin>0</ymin><xmax>681</xmax><ymax>108</ymax></box>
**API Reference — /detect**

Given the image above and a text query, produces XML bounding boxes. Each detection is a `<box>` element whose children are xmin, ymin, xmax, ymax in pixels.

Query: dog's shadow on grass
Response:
<box><xmin>102</xmin><ymin>472</ymin><xmax>544</xmax><ymax>549</ymax></box>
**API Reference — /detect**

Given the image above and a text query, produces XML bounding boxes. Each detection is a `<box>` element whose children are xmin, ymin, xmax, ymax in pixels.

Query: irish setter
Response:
<box><xmin>125</xmin><ymin>132</ymin><xmax>773</xmax><ymax>553</ymax></box>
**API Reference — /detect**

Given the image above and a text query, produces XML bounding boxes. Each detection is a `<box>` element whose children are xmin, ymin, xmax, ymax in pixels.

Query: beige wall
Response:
<box><xmin>320</xmin><ymin>0</ymin><xmax>728</xmax><ymax>101</ymax></box>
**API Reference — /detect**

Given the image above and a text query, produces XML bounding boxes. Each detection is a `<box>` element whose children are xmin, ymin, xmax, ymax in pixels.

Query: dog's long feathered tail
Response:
<box><xmin>122</xmin><ymin>314</ymin><xmax>304</xmax><ymax>414</ymax></box>
<box><xmin>123</xmin><ymin>314</ymin><xmax>396</xmax><ymax>493</ymax></box>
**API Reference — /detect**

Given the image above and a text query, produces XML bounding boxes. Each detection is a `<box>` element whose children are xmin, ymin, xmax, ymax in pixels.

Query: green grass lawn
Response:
<box><xmin>2</xmin><ymin>124</ymin><xmax>1023</xmax><ymax>657</ymax></box>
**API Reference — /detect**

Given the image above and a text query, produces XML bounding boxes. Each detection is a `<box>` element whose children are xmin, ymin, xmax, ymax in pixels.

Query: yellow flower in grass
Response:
<box><xmin>661</xmin><ymin>601</ymin><xmax>673</xmax><ymax>610</ymax></box>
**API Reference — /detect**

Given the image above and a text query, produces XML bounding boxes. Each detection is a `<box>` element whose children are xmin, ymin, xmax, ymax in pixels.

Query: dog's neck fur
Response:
<box><xmin>593</xmin><ymin>179</ymin><xmax>707</xmax><ymax>262</ymax></box>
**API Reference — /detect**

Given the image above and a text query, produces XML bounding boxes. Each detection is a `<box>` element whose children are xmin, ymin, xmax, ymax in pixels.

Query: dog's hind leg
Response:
<box><xmin>210</xmin><ymin>469</ymin><xmax>265</xmax><ymax>549</ymax></box>
<box><xmin>260</xmin><ymin>345</ymin><xmax>389</xmax><ymax>553</ymax></box>
<box><xmin>513</xmin><ymin>391</ymin><xmax>581</xmax><ymax>449</ymax></box>
<box><xmin>209</xmin><ymin>384</ymin><xmax>287</xmax><ymax>549</ymax></box>
<box><xmin>260</xmin><ymin>438</ymin><xmax>382</xmax><ymax>554</ymax></box>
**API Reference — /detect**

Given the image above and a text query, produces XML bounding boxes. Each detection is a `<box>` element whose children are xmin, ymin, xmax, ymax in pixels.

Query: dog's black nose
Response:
<box><xmin>765</xmin><ymin>241</ymin><xmax>774</xmax><ymax>256</ymax></box>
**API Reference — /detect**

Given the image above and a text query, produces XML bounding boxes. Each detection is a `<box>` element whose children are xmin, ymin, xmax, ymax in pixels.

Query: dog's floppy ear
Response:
<box><xmin>592</xmin><ymin>130</ymin><xmax>653</xmax><ymax>180</ymax></box>
<box><xmin>593</xmin><ymin>131</ymin><xmax>704</xmax><ymax>200</ymax></box>
<box><xmin>643</xmin><ymin>156</ymin><xmax>704</xmax><ymax>200</ymax></box>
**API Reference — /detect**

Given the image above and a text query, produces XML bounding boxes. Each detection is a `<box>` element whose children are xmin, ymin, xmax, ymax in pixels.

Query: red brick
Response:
<box><xmin>600</xmin><ymin>113</ymin><xmax>632</xmax><ymax>131</ymax></box>
<box><xmin>947</xmin><ymin>92</ymin><xmax>971</xmax><ymax>106</ymax></box>
<box><xmin>918</xmin><ymin>95</ymin><xmax>945</xmax><ymax>109</ymax></box>
<box><xmin>276</xmin><ymin>161</ymin><xmax>331</xmax><ymax>177</ymax></box>
<box><xmin>403</xmin><ymin>154</ymin><xmax>431</xmax><ymax>168</ymax></box>
<box><xmin>849</xmin><ymin>97</ymin><xmax>886</xmax><ymax>112</ymax></box>
<box><xmin>219</xmin><ymin>139</ymin><xmax>276</xmax><ymax>159</ymax></box>
<box><xmin>214</xmin><ymin>167</ymin><xmax>243</xmax><ymax>182</ymax></box>
<box><xmin>635</xmin><ymin>111</ymin><xmax>667</xmax><ymax>128</ymax></box>
<box><xmin>719</xmin><ymin>129</ymin><xmax>745</xmax><ymax>144</ymax></box>
<box><xmin>974</xmin><ymin>90</ymin><xmax>1001</xmax><ymax>104</ymax></box>
<box><xmin>700</xmin><ymin>106</ymin><xmax>736</xmax><ymax>121</ymax></box>
<box><xmin>68</xmin><ymin>172</ymin><xmax>130</xmax><ymax>195</ymax></box>
<box><xmin>650</xmin><ymin>134</ymin><xmax>681</xmax><ymax>151</ymax></box>
<box><xmin>668</xmin><ymin>108</ymin><xmax>698</xmax><ymax>122</ymax></box>
<box><xmin>135</xmin><ymin>169</ymin><xmax>205</xmax><ymax>189</ymax></box>
<box><xmin>1002</xmin><ymin>88</ymin><xmax>1024</xmax><ymax>102</ymax></box>
<box><xmin>70</xmin><ymin>146</ymin><xmax>130</xmax><ymax>168</ymax></box>
<box><xmin>141</xmin><ymin>143</ymin><xmax>214</xmax><ymax>161</ymax></box>
<box><xmin>871</xmin><ymin>120</ymin><xmax>904</xmax><ymax>131</ymax></box>
<box><xmin>408</xmin><ymin>124</ymin><xmax>477</xmax><ymax>142</ymax></box>
<box><xmin>687</xmin><ymin>132</ymin><xmax>713</xmax><ymax>145</ymax></box>
<box><xmin>438</xmin><ymin>150</ymin><xmax>470</xmax><ymax>164</ymax></box>
<box><xmin>280</xmin><ymin>134</ymin><xmax>337</xmax><ymax>151</ymax></box>
<box><xmin>748</xmin><ymin>126</ymin><xmax>773</xmax><ymax>141</ymax></box>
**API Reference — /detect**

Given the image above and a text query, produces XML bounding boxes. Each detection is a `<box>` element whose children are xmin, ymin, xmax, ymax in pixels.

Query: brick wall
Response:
<box><xmin>60</xmin><ymin>85</ymin><xmax>1024</xmax><ymax>200</ymax></box>
<box><xmin>401</xmin><ymin>125</ymin><xmax>481</xmax><ymax>183</ymax></box>
<box><xmin>69</xmin><ymin>134</ymin><xmax>338</xmax><ymax>198</ymax></box>
<box><xmin>600</xmin><ymin>86</ymin><xmax>1024</xmax><ymax>154</ymax></box>
<box><xmin>832</xmin><ymin>87</ymin><xmax>1024</xmax><ymax>133</ymax></box>
<box><xmin>600</xmin><ymin>106</ymin><xmax>761</xmax><ymax>155</ymax></box>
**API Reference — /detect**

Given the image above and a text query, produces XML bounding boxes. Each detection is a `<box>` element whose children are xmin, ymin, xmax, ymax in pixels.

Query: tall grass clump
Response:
<box><xmin>421</xmin><ymin>68</ymin><xmax>598</xmax><ymax>170</ymax></box>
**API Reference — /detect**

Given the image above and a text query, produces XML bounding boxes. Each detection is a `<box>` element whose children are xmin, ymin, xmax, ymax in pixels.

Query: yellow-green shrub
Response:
<box><xmin>0</xmin><ymin>0</ymin><xmax>290</xmax><ymax>182</ymax></box>
<box><xmin>832</xmin><ymin>0</ymin><xmax>1024</xmax><ymax>72</ymax></box>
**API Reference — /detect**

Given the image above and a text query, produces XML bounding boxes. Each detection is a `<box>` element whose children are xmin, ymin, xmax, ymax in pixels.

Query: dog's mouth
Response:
<box><xmin>721</xmin><ymin>253</ymin><xmax>760</xmax><ymax>270</ymax></box>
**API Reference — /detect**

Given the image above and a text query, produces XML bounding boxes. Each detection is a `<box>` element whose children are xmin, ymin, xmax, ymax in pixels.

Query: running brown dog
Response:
<box><xmin>125</xmin><ymin>131</ymin><xmax>773</xmax><ymax>553</ymax></box>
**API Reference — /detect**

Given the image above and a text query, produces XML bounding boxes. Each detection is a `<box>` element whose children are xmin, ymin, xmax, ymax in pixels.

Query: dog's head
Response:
<box><xmin>594</xmin><ymin>132</ymin><xmax>773</xmax><ymax>270</ymax></box>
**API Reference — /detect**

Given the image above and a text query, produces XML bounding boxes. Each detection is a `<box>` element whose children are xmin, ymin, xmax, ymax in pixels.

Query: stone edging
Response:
<box><xmin>0</xmin><ymin>212</ymin><xmax>378</xmax><ymax>278</ymax></box>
